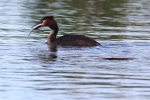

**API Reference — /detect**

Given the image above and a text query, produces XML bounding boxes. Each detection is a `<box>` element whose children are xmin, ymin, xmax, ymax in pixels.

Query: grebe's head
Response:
<box><xmin>29</xmin><ymin>16</ymin><xmax>58</xmax><ymax>36</ymax></box>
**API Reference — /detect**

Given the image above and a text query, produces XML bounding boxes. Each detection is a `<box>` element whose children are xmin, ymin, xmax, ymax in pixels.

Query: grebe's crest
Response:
<box><xmin>41</xmin><ymin>16</ymin><xmax>54</xmax><ymax>20</ymax></box>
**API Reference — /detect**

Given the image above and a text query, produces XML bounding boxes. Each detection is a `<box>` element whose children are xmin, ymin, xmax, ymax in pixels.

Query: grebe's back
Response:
<box><xmin>56</xmin><ymin>34</ymin><xmax>100</xmax><ymax>46</ymax></box>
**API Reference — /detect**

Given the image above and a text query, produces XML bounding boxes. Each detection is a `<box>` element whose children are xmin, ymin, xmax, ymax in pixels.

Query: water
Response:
<box><xmin>0</xmin><ymin>0</ymin><xmax>150</xmax><ymax>100</ymax></box>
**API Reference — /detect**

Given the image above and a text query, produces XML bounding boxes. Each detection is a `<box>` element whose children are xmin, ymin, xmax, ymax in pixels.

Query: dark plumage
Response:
<box><xmin>56</xmin><ymin>34</ymin><xmax>100</xmax><ymax>46</ymax></box>
<box><xmin>30</xmin><ymin>16</ymin><xmax>100</xmax><ymax>46</ymax></box>
<box><xmin>42</xmin><ymin>16</ymin><xmax>54</xmax><ymax>20</ymax></box>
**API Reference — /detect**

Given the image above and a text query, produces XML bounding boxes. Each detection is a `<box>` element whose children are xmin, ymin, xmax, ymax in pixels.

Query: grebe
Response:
<box><xmin>29</xmin><ymin>16</ymin><xmax>100</xmax><ymax>46</ymax></box>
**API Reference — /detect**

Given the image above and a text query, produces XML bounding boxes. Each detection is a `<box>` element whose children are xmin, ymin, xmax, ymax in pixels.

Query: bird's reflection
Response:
<box><xmin>37</xmin><ymin>45</ymin><xmax>58</xmax><ymax>62</ymax></box>
<box><xmin>49</xmin><ymin>45</ymin><xmax>57</xmax><ymax>52</ymax></box>
<box><xmin>46</xmin><ymin>45</ymin><xmax>57</xmax><ymax>61</ymax></box>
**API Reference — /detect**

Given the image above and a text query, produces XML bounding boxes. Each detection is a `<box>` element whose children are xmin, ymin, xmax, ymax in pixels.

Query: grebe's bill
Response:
<box><xmin>28</xmin><ymin>23</ymin><xmax>42</xmax><ymax>36</ymax></box>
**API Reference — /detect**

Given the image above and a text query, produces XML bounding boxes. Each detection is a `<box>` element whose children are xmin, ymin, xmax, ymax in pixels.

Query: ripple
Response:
<box><xmin>0</xmin><ymin>0</ymin><xmax>150</xmax><ymax>100</ymax></box>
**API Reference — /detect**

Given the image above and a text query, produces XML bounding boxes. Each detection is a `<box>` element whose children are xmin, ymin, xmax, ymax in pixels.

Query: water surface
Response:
<box><xmin>0</xmin><ymin>0</ymin><xmax>150</xmax><ymax>100</ymax></box>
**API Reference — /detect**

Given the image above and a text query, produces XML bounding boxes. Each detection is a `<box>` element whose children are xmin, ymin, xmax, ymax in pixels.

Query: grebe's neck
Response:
<box><xmin>47</xmin><ymin>28</ymin><xmax>58</xmax><ymax>45</ymax></box>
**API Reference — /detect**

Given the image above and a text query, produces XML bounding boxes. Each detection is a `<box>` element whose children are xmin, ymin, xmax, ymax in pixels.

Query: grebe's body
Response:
<box><xmin>30</xmin><ymin>16</ymin><xmax>100</xmax><ymax>46</ymax></box>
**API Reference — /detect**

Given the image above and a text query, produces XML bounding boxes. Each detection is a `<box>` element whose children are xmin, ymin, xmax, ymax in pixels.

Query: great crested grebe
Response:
<box><xmin>29</xmin><ymin>16</ymin><xmax>100</xmax><ymax>46</ymax></box>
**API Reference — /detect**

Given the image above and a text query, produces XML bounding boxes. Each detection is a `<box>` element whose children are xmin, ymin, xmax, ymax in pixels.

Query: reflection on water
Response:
<box><xmin>0</xmin><ymin>0</ymin><xmax>150</xmax><ymax>100</ymax></box>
